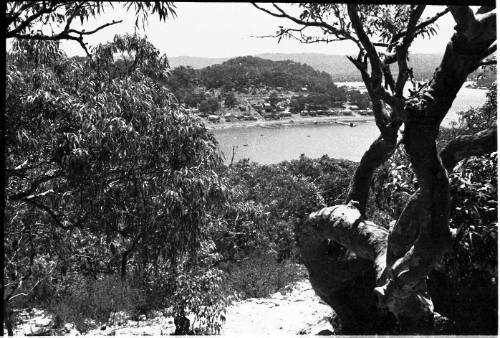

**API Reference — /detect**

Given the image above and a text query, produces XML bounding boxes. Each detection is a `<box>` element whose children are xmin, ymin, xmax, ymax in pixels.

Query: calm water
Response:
<box><xmin>214</xmin><ymin>85</ymin><xmax>488</xmax><ymax>164</ymax></box>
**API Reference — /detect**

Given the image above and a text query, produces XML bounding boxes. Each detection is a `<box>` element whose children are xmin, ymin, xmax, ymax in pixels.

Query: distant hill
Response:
<box><xmin>169</xmin><ymin>56</ymin><xmax>229</xmax><ymax>69</ymax></box>
<box><xmin>197</xmin><ymin>56</ymin><xmax>344</xmax><ymax>96</ymax></box>
<box><xmin>169</xmin><ymin>53</ymin><xmax>444</xmax><ymax>81</ymax></box>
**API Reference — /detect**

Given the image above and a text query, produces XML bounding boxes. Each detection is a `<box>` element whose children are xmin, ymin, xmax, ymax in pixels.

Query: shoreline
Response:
<box><xmin>206</xmin><ymin>114</ymin><xmax>375</xmax><ymax>131</ymax></box>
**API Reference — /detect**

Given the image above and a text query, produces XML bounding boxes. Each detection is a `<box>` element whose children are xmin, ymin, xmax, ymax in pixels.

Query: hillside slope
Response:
<box><xmin>170</xmin><ymin>53</ymin><xmax>444</xmax><ymax>81</ymax></box>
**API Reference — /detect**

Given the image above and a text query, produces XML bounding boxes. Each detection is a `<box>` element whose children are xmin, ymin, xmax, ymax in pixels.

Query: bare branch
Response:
<box><xmin>347</xmin><ymin>4</ymin><xmax>382</xmax><ymax>86</ymax></box>
<box><xmin>13</xmin><ymin>19</ymin><xmax>123</xmax><ymax>57</ymax></box>
<box><xmin>395</xmin><ymin>5</ymin><xmax>426</xmax><ymax>97</ymax></box>
<box><xmin>252</xmin><ymin>3</ymin><xmax>357</xmax><ymax>43</ymax></box>
<box><xmin>68</xmin><ymin>19</ymin><xmax>122</xmax><ymax>36</ymax></box>
<box><xmin>255</xmin><ymin>26</ymin><xmax>349</xmax><ymax>45</ymax></box>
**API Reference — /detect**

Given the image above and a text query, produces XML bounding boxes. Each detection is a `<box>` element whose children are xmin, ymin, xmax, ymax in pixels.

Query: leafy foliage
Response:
<box><xmin>347</xmin><ymin>89</ymin><xmax>371</xmax><ymax>109</ymax></box>
<box><xmin>5</xmin><ymin>35</ymin><xmax>228</xmax><ymax>332</ymax></box>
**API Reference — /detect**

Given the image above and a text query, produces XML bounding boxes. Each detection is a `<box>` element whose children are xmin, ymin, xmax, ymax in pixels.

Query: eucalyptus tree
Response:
<box><xmin>4</xmin><ymin>2</ymin><xmax>230</xmax><ymax>335</ymax></box>
<box><xmin>254</xmin><ymin>3</ymin><xmax>497</xmax><ymax>333</ymax></box>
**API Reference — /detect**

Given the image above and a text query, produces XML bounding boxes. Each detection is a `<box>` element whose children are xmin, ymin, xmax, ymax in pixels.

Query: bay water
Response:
<box><xmin>213</xmin><ymin>85</ymin><xmax>488</xmax><ymax>164</ymax></box>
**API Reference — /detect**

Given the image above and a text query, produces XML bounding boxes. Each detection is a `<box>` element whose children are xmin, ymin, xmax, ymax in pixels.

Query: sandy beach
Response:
<box><xmin>205</xmin><ymin>114</ymin><xmax>375</xmax><ymax>130</ymax></box>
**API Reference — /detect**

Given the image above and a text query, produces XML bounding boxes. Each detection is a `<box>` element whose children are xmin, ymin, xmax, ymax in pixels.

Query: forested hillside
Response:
<box><xmin>165</xmin><ymin>56</ymin><xmax>355</xmax><ymax>113</ymax></box>
<box><xmin>198</xmin><ymin>56</ymin><xmax>343</xmax><ymax>94</ymax></box>
<box><xmin>170</xmin><ymin>53</ymin><xmax>445</xmax><ymax>81</ymax></box>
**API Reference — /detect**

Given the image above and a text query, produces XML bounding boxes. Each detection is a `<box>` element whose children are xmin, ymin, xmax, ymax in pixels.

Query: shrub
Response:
<box><xmin>47</xmin><ymin>274</ymin><xmax>145</xmax><ymax>332</ymax></box>
<box><xmin>226</xmin><ymin>252</ymin><xmax>306</xmax><ymax>299</ymax></box>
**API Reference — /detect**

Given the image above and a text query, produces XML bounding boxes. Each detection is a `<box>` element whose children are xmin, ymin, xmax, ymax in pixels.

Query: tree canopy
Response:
<box><xmin>5</xmin><ymin>28</ymin><xmax>230</xmax><ymax>335</ymax></box>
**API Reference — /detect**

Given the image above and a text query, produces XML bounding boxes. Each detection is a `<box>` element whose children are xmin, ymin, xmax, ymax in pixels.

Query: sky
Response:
<box><xmin>60</xmin><ymin>3</ymin><xmax>457</xmax><ymax>58</ymax></box>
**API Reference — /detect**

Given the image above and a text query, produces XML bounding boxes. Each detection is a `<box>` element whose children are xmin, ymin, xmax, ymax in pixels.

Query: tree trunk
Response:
<box><xmin>297</xmin><ymin>7</ymin><xmax>496</xmax><ymax>334</ymax></box>
<box><xmin>3</xmin><ymin>304</ymin><xmax>14</xmax><ymax>336</ymax></box>
<box><xmin>121</xmin><ymin>252</ymin><xmax>128</xmax><ymax>280</ymax></box>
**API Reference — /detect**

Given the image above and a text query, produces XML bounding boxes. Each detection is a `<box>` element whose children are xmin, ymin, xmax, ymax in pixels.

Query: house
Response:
<box><xmin>208</xmin><ymin>115</ymin><xmax>221</xmax><ymax>122</ymax></box>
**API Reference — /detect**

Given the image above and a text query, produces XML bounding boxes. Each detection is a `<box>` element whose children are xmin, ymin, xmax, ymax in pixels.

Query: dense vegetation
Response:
<box><xmin>199</xmin><ymin>56</ymin><xmax>344</xmax><ymax>95</ymax></box>
<box><xmin>166</xmin><ymin>56</ymin><xmax>373</xmax><ymax>114</ymax></box>
<box><xmin>5</xmin><ymin>36</ymin><xmax>229</xmax><ymax>334</ymax></box>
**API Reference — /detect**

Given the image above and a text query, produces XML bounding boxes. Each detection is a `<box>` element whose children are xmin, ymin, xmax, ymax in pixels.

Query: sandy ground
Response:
<box><xmin>221</xmin><ymin>279</ymin><xmax>334</xmax><ymax>335</ymax></box>
<box><xmin>5</xmin><ymin>279</ymin><xmax>334</xmax><ymax>336</ymax></box>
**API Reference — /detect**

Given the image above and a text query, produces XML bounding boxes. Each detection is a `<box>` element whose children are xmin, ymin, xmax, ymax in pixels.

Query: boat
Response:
<box><xmin>335</xmin><ymin>121</ymin><xmax>357</xmax><ymax>127</ymax></box>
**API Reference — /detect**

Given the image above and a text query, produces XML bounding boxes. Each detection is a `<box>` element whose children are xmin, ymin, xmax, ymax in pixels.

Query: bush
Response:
<box><xmin>47</xmin><ymin>274</ymin><xmax>145</xmax><ymax>332</ymax></box>
<box><xmin>226</xmin><ymin>252</ymin><xmax>307</xmax><ymax>299</ymax></box>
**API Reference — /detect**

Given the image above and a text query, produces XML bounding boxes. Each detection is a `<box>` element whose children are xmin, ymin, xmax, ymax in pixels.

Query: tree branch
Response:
<box><xmin>8</xmin><ymin>172</ymin><xmax>62</xmax><ymax>201</ymax></box>
<box><xmin>395</xmin><ymin>5</ymin><xmax>426</xmax><ymax>97</ymax></box>
<box><xmin>392</xmin><ymin>8</ymin><xmax>450</xmax><ymax>43</ymax></box>
<box><xmin>251</xmin><ymin>3</ymin><xmax>357</xmax><ymax>42</ymax></box>
<box><xmin>477</xmin><ymin>58</ymin><xmax>497</xmax><ymax>67</ymax></box>
<box><xmin>440</xmin><ymin>127</ymin><xmax>497</xmax><ymax>172</ymax></box>
<box><xmin>6</xmin><ymin>2</ymin><xmax>57</xmax><ymax>38</ymax></box>
<box><xmin>346</xmin><ymin>126</ymin><xmax>400</xmax><ymax>216</ymax></box>
<box><xmin>347</xmin><ymin>5</ymin><xmax>405</xmax><ymax>120</ymax></box>
<box><xmin>347</xmin><ymin>4</ymin><xmax>383</xmax><ymax>87</ymax></box>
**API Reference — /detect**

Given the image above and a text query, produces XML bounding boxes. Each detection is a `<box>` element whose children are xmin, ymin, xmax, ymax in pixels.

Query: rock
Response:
<box><xmin>34</xmin><ymin>316</ymin><xmax>52</xmax><ymax>327</ymax></box>
<box><xmin>317</xmin><ymin>329</ymin><xmax>334</xmax><ymax>335</ymax></box>
<box><xmin>64</xmin><ymin>323</ymin><xmax>75</xmax><ymax>333</ymax></box>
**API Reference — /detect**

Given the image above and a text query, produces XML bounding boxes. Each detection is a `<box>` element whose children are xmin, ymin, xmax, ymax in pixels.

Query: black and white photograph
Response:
<box><xmin>4</xmin><ymin>1</ymin><xmax>498</xmax><ymax>335</ymax></box>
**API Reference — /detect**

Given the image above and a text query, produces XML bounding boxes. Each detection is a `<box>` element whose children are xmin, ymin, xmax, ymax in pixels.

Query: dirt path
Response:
<box><xmin>221</xmin><ymin>279</ymin><xmax>334</xmax><ymax>335</ymax></box>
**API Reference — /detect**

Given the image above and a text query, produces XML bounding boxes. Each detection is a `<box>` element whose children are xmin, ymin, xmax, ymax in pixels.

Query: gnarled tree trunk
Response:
<box><xmin>296</xmin><ymin>6</ymin><xmax>496</xmax><ymax>334</ymax></box>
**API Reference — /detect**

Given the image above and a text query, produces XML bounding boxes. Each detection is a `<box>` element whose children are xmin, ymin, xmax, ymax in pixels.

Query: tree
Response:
<box><xmin>199</xmin><ymin>97</ymin><xmax>220</xmax><ymax>114</ymax></box>
<box><xmin>254</xmin><ymin>3</ymin><xmax>496</xmax><ymax>334</ymax></box>
<box><xmin>372</xmin><ymin>85</ymin><xmax>498</xmax><ymax>333</ymax></box>
<box><xmin>4</xmin><ymin>3</ymin><xmax>232</xmax><ymax>334</ymax></box>
<box><xmin>224</xmin><ymin>92</ymin><xmax>238</xmax><ymax>108</ymax></box>
<box><xmin>348</xmin><ymin>89</ymin><xmax>371</xmax><ymax>109</ymax></box>
<box><xmin>5</xmin><ymin>34</ymin><xmax>230</xmax><ymax>333</ymax></box>
<box><xmin>269</xmin><ymin>91</ymin><xmax>280</xmax><ymax>106</ymax></box>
